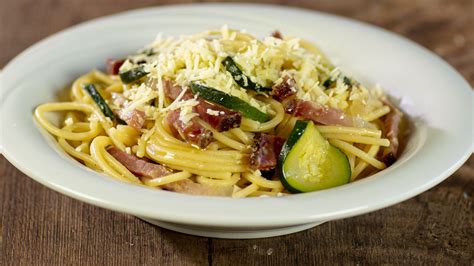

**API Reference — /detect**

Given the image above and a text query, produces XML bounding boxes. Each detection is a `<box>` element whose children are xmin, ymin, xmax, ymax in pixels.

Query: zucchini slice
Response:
<box><xmin>278</xmin><ymin>120</ymin><xmax>351</xmax><ymax>193</ymax></box>
<box><xmin>222</xmin><ymin>56</ymin><xmax>271</xmax><ymax>93</ymax></box>
<box><xmin>119</xmin><ymin>65</ymin><xmax>149</xmax><ymax>84</ymax></box>
<box><xmin>83</xmin><ymin>84</ymin><xmax>124</xmax><ymax>124</ymax></box>
<box><xmin>190</xmin><ymin>82</ymin><xmax>270</xmax><ymax>123</ymax></box>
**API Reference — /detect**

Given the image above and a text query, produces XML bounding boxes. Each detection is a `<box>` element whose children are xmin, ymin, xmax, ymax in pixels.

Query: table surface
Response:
<box><xmin>1</xmin><ymin>0</ymin><xmax>472</xmax><ymax>264</ymax></box>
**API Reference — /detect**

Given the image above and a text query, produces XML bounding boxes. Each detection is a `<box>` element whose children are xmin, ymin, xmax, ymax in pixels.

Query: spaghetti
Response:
<box><xmin>35</xmin><ymin>27</ymin><xmax>404</xmax><ymax>197</ymax></box>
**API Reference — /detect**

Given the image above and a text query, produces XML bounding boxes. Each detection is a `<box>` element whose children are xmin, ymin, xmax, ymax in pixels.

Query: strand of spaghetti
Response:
<box><xmin>71</xmin><ymin>73</ymin><xmax>93</xmax><ymax>102</ymax></box>
<box><xmin>275</xmin><ymin>113</ymin><xmax>292</xmax><ymax>135</ymax></box>
<box><xmin>143</xmin><ymin>171</ymin><xmax>192</xmax><ymax>187</ymax></box>
<box><xmin>92</xmin><ymin>69</ymin><xmax>116</xmax><ymax>85</ymax></box>
<box><xmin>279</xmin><ymin>116</ymin><xmax>298</xmax><ymax>138</ymax></box>
<box><xmin>149</xmin><ymin>144</ymin><xmax>246</xmax><ymax>165</ymax></box>
<box><xmin>348</xmin><ymin>153</ymin><xmax>355</xmax><ymax>173</ymax></box>
<box><xmin>135</xmin><ymin>123</ymin><xmax>158</xmax><ymax>157</ymax></box>
<box><xmin>136</xmin><ymin>138</ymin><xmax>147</xmax><ymax>158</ymax></box>
<box><xmin>109</xmin><ymin>125</ymin><xmax>140</xmax><ymax>147</ymax></box>
<box><xmin>363</xmin><ymin>106</ymin><xmax>391</xmax><ymax>122</ymax></box>
<box><xmin>212</xmin><ymin>129</ymin><xmax>247</xmax><ymax>151</ymax></box>
<box><xmin>146</xmin><ymin>144</ymin><xmax>248</xmax><ymax>172</ymax></box>
<box><xmin>271</xmin><ymin>186</ymin><xmax>284</xmax><ymax>193</ymax></box>
<box><xmin>85</xmin><ymin>161</ymin><xmax>100</xmax><ymax>171</ymax></box>
<box><xmin>146</xmin><ymin>144</ymin><xmax>247</xmax><ymax>172</ymax></box>
<box><xmin>233</xmin><ymin>183</ymin><xmax>259</xmax><ymax>198</ymax></box>
<box><xmin>108</xmin><ymin>128</ymin><xmax>127</xmax><ymax>149</ymax></box>
<box><xmin>229</xmin><ymin>128</ymin><xmax>252</xmax><ymax>145</ymax></box>
<box><xmin>151</xmin><ymin>130</ymin><xmax>244</xmax><ymax>159</ymax></box>
<box><xmin>222</xmin><ymin>130</ymin><xmax>241</xmax><ymax>142</ymax></box>
<box><xmin>35</xmin><ymin>103</ymin><xmax>102</xmax><ymax>140</ymax></box>
<box><xmin>315</xmin><ymin>125</ymin><xmax>382</xmax><ymax>137</ymax></box>
<box><xmin>196</xmin><ymin>174</ymin><xmax>240</xmax><ymax>187</ymax></box>
<box><xmin>162</xmin><ymin>163</ymin><xmax>232</xmax><ymax>179</ymax></box>
<box><xmin>63</xmin><ymin>111</ymin><xmax>81</xmax><ymax>126</ymax></box>
<box><xmin>207</xmin><ymin>142</ymin><xmax>220</xmax><ymax>151</ymax></box>
<box><xmin>198</xmin><ymin>121</ymin><xmax>247</xmax><ymax>151</ymax></box>
<box><xmin>329</xmin><ymin>139</ymin><xmax>386</xmax><ymax>170</ymax></box>
<box><xmin>352</xmin><ymin>145</ymin><xmax>381</xmax><ymax>180</ymax></box>
<box><xmin>323</xmin><ymin>133</ymin><xmax>390</xmax><ymax>147</ymax></box>
<box><xmin>240</xmin><ymin>99</ymin><xmax>285</xmax><ymax>132</ymax></box>
<box><xmin>153</xmin><ymin>120</ymin><xmax>245</xmax><ymax>158</ymax></box>
<box><xmin>75</xmin><ymin>141</ymin><xmax>90</xmax><ymax>153</ymax></box>
<box><xmin>57</xmin><ymin>137</ymin><xmax>99</xmax><ymax>170</ymax></box>
<box><xmin>243</xmin><ymin>172</ymin><xmax>284</xmax><ymax>190</ymax></box>
<box><xmin>105</xmin><ymin>83</ymin><xmax>123</xmax><ymax>93</ymax></box>
<box><xmin>152</xmin><ymin>134</ymin><xmax>245</xmax><ymax>159</ymax></box>
<box><xmin>90</xmin><ymin>136</ymin><xmax>141</xmax><ymax>184</ymax></box>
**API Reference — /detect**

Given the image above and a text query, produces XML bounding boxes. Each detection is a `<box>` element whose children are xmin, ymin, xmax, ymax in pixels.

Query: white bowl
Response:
<box><xmin>1</xmin><ymin>3</ymin><xmax>472</xmax><ymax>239</ymax></box>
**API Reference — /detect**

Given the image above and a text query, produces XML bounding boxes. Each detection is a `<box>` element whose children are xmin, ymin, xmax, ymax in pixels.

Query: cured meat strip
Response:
<box><xmin>193</xmin><ymin>100</ymin><xmax>241</xmax><ymax>132</ymax></box>
<box><xmin>106</xmin><ymin>59</ymin><xmax>125</xmax><ymax>75</ymax></box>
<box><xmin>163</xmin><ymin>79</ymin><xmax>241</xmax><ymax>131</ymax></box>
<box><xmin>285</xmin><ymin>99</ymin><xmax>353</xmax><ymax>126</ymax></box>
<box><xmin>162</xmin><ymin>179</ymin><xmax>232</xmax><ymax>196</ymax></box>
<box><xmin>108</xmin><ymin>147</ymin><xmax>171</xmax><ymax>178</ymax></box>
<box><xmin>381</xmin><ymin>99</ymin><xmax>404</xmax><ymax>165</ymax></box>
<box><xmin>119</xmin><ymin>109</ymin><xmax>146</xmax><ymax>130</ymax></box>
<box><xmin>249</xmin><ymin>133</ymin><xmax>286</xmax><ymax>170</ymax></box>
<box><xmin>271</xmin><ymin>75</ymin><xmax>297</xmax><ymax>101</ymax></box>
<box><xmin>166</xmin><ymin>109</ymin><xmax>213</xmax><ymax>148</ymax></box>
<box><xmin>163</xmin><ymin>79</ymin><xmax>193</xmax><ymax>101</ymax></box>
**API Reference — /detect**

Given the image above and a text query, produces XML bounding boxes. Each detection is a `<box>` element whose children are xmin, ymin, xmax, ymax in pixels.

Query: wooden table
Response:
<box><xmin>1</xmin><ymin>0</ymin><xmax>472</xmax><ymax>264</ymax></box>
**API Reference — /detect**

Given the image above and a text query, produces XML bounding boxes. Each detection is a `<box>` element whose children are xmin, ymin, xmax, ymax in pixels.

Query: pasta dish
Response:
<box><xmin>35</xmin><ymin>27</ymin><xmax>406</xmax><ymax>197</ymax></box>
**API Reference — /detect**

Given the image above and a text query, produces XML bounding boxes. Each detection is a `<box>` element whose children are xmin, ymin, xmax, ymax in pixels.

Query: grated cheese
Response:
<box><xmin>206</xmin><ymin>109</ymin><xmax>221</xmax><ymax>116</ymax></box>
<box><xmin>64</xmin><ymin>117</ymin><xmax>74</xmax><ymax>126</ymax></box>
<box><xmin>116</xmin><ymin>27</ymin><xmax>386</xmax><ymax>123</ymax></box>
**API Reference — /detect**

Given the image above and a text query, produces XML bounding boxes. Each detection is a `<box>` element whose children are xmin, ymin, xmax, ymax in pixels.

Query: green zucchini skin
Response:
<box><xmin>190</xmin><ymin>82</ymin><xmax>270</xmax><ymax>123</ymax></box>
<box><xmin>323</xmin><ymin>76</ymin><xmax>352</xmax><ymax>89</ymax></box>
<box><xmin>83</xmin><ymin>84</ymin><xmax>124</xmax><ymax>124</ymax></box>
<box><xmin>222</xmin><ymin>56</ymin><xmax>271</xmax><ymax>93</ymax></box>
<box><xmin>119</xmin><ymin>65</ymin><xmax>149</xmax><ymax>84</ymax></box>
<box><xmin>278</xmin><ymin>120</ymin><xmax>351</xmax><ymax>193</ymax></box>
<box><xmin>278</xmin><ymin>120</ymin><xmax>310</xmax><ymax>193</ymax></box>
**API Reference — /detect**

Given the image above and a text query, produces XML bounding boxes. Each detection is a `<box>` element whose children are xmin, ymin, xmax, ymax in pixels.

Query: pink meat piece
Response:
<box><xmin>381</xmin><ymin>99</ymin><xmax>404</xmax><ymax>165</ymax></box>
<box><xmin>271</xmin><ymin>30</ymin><xmax>283</xmax><ymax>39</ymax></box>
<box><xmin>119</xmin><ymin>109</ymin><xmax>146</xmax><ymax>130</ymax></box>
<box><xmin>107</xmin><ymin>147</ymin><xmax>171</xmax><ymax>178</ymax></box>
<box><xmin>163</xmin><ymin>79</ymin><xmax>193</xmax><ymax>101</ymax></box>
<box><xmin>249</xmin><ymin>133</ymin><xmax>286</xmax><ymax>170</ymax></box>
<box><xmin>166</xmin><ymin>109</ymin><xmax>213</xmax><ymax>149</ymax></box>
<box><xmin>193</xmin><ymin>100</ymin><xmax>241</xmax><ymax>132</ymax></box>
<box><xmin>285</xmin><ymin>99</ymin><xmax>353</xmax><ymax>126</ymax></box>
<box><xmin>271</xmin><ymin>75</ymin><xmax>297</xmax><ymax>101</ymax></box>
<box><xmin>106</xmin><ymin>59</ymin><xmax>125</xmax><ymax>75</ymax></box>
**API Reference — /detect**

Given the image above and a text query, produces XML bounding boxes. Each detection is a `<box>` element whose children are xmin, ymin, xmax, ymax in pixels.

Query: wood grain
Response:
<box><xmin>1</xmin><ymin>0</ymin><xmax>472</xmax><ymax>265</ymax></box>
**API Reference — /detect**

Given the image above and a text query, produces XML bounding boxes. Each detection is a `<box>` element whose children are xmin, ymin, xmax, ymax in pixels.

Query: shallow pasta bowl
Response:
<box><xmin>0</xmin><ymin>4</ymin><xmax>472</xmax><ymax>239</ymax></box>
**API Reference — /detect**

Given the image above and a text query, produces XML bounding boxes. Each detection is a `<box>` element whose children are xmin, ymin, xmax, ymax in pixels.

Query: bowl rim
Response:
<box><xmin>1</xmin><ymin>3</ymin><xmax>472</xmax><ymax>227</ymax></box>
